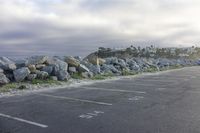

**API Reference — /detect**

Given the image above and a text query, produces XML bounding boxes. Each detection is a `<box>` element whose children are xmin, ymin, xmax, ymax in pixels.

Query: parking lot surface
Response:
<box><xmin>1</xmin><ymin>67</ymin><xmax>200</xmax><ymax>133</ymax></box>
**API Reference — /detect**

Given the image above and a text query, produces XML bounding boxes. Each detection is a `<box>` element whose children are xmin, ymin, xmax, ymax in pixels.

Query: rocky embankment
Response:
<box><xmin>0</xmin><ymin>55</ymin><xmax>199</xmax><ymax>93</ymax></box>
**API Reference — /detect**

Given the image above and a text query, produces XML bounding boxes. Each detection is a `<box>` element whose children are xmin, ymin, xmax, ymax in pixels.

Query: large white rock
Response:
<box><xmin>46</xmin><ymin>57</ymin><xmax>70</xmax><ymax>80</ymax></box>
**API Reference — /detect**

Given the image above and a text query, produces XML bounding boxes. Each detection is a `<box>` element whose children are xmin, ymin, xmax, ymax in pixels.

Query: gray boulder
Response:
<box><xmin>105</xmin><ymin>57</ymin><xmax>118</xmax><ymax>65</ymax></box>
<box><xmin>13</xmin><ymin>67</ymin><xmax>30</xmax><ymax>82</ymax></box>
<box><xmin>5</xmin><ymin>73</ymin><xmax>15</xmax><ymax>81</ymax></box>
<box><xmin>0</xmin><ymin>57</ymin><xmax>16</xmax><ymax>71</ymax></box>
<box><xmin>50</xmin><ymin>76</ymin><xmax>58</xmax><ymax>81</ymax></box>
<box><xmin>80</xmin><ymin>61</ymin><xmax>100</xmax><ymax>74</ymax></box>
<box><xmin>101</xmin><ymin>64</ymin><xmax>119</xmax><ymax>73</ymax></box>
<box><xmin>28</xmin><ymin>65</ymin><xmax>36</xmax><ymax>73</ymax></box>
<box><xmin>15</xmin><ymin>59</ymin><xmax>26</xmax><ymax>68</ymax></box>
<box><xmin>84</xmin><ymin>53</ymin><xmax>105</xmax><ymax>65</ymax></box>
<box><xmin>68</xmin><ymin>67</ymin><xmax>77</xmax><ymax>73</ymax></box>
<box><xmin>88</xmin><ymin>65</ymin><xmax>100</xmax><ymax>74</ymax></box>
<box><xmin>57</xmin><ymin>70</ymin><xmax>70</xmax><ymax>81</ymax></box>
<box><xmin>81</xmin><ymin>72</ymin><xmax>93</xmax><ymax>78</ymax></box>
<box><xmin>36</xmin><ymin>71</ymin><xmax>49</xmax><ymax>79</ymax></box>
<box><xmin>0</xmin><ymin>73</ymin><xmax>10</xmax><ymax>84</ymax></box>
<box><xmin>117</xmin><ymin>59</ymin><xmax>127</xmax><ymax>68</ymax></box>
<box><xmin>46</xmin><ymin>57</ymin><xmax>68</xmax><ymax>73</ymax></box>
<box><xmin>78</xmin><ymin>64</ymin><xmax>90</xmax><ymax>73</ymax></box>
<box><xmin>27</xmin><ymin>74</ymin><xmax>37</xmax><ymax>81</ymax></box>
<box><xmin>65</xmin><ymin>56</ymin><xmax>80</xmax><ymax>67</ymax></box>
<box><xmin>127</xmin><ymin>59</ymin><xmax>140</xmax><ymax>71</ymax></box>
<box><xmin>195</xmin><ymin>60</ymin><xmax>199</xmax><ymax>65</ymax></box>
<box><xmin>25</xmin><ymin>56</ymin><xmax>48</xmax><ymax>66</ymax></box>
<box><xmin>157</xmin><ymin>58</ymin><xmax>170</xmax><ymax>68</ymax></box>
<box><xmin>42</xmin><ymin>66</ymin><xmax>53</xmax><ymax>75</ymax></box>
<box><xmin>36</xmin><ymin>64</ymin><xmax>46</xmax><ymax>69</ymax></box>
<box><xmin>46</xmin><ymin>57</ymin><xmax>69</xmax><ymax>80</ymax></box>
<box><xmin>74</xmin><ymin>56</ymin><xmax>82</xmax><ymax>61</ymax></box>
<box><xmin>134</xmin><ymin>58</ymin><xmax>148</xmax><ymax>68</ymax></box>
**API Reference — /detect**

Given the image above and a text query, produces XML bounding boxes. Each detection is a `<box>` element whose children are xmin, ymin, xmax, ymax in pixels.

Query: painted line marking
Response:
<box><xmin>80</xmin><ymin>87</ymin><xmax>146</xmax><ymax>94</ymax></box>
<box><xmin>0</xmin><ymin>113</ymin><xmax>48</xmax><ymax>128</ymax></box>
<box><xmin>37</xmin><ymin>93</ymin><xmax>112</xmax><ymax>106</ymax></box>
<box><xmin>79</xmin><ymin>111</ymin><xmax>104</xmax><ymax>119</ymax></box>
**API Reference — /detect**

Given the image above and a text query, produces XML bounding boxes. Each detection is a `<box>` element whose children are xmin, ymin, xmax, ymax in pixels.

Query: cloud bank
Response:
<box><xmin>0</xmin><ymin>0</ymin><xmax>200</xmax><ymax>57</ymax></box>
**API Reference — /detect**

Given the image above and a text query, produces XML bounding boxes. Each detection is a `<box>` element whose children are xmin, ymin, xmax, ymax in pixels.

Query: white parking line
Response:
<box><xmin>80</xmin><ymin>87</ymin><xmax>146</xmax><ymax>94</ymax></box>
<box><xmin>0</xmin><ymin>113</ymin><xmax>48</xmax><ymax>128</ymax></box>
<box><xmin>37</xmin><ymin>93</ymin><xmax>112</xmax><ymax>106</ymax></box>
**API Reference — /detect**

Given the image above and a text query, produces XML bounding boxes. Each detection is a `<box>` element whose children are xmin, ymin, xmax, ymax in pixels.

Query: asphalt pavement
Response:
<box><xmin>1</xmin><ymin>66</ymin><xmax>200</xmax><ymax>133</ymax></box>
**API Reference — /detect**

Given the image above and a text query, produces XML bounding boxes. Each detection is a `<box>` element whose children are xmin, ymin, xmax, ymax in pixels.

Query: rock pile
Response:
<box><xmin>0</xmin><ymin>55</ymin><xmax>199</xmax><ymax>85</ymax></box>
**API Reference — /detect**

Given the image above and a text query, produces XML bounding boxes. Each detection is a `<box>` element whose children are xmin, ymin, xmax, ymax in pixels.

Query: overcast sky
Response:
<box><xmin>0</xmin><ymin>0</ymin><xmax>200</xmax><ymax>57</ymax></box>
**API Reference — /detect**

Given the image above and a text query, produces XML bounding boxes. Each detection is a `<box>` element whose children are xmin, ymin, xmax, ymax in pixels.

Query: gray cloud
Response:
<box><xmin>0</xmin><ymin>0</ymin><xmax>199</xmax><ymax>57</ymax></box>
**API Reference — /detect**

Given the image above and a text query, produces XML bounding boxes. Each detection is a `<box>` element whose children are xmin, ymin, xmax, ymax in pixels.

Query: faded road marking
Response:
<box><xmin>80</xmin><ymin>87</ymin><xmax>146</xmax><ymax>94</ymax></box>
<box><xmin>37</xmin><ymin>93</ymin><xmax>112</xmax><ymax>106</ymax></box>
<box><xmin>156</xmin><ymin>88</ymin><xmax>167</xmax><ymax>91</ymax></box>
<box><xmin>128</xmin><ymin>96</ymin><xmax>144</xmax><ymax>101</ymax></box>
<box><xmin>0</xmin><ymin>113</ymin><xmax>48</xmax><ymax>128</ymax></box>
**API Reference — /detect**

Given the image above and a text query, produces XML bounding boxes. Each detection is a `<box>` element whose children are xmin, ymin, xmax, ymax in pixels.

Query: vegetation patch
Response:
<box><xmin>122</xmin><ymin>69</ymin><xmax>137</xmax><ymax>76</ymax></box>
<box><xmin>0</xmin><ymin>83</ymin><xmax>18</xmax><ymax>92</ymax></box>
<box><xmin>169</xmin><ymin>65</ymin><xmax>182</xmax><ymax>69</ymax></box>
<box><xmin>71</xmin><ymin>73</ymin><xmax>83</xmax><ymax>79</ymax></box>
<box><xmin>102</xmin><ymin>72</ymin><xmax>114</xmax><ymax>77</ymax></box>
<box><xmin>31</xmin><ymin>79</ymin><xmax>61</xmax><ymax>85</ymax></box>
<box><xmin>91</xmin><ymin>74</ymin><xmax>107</xmax><ymax>80</ymax></box>
<box><xmin>144</xmin><ymin>67</ymin><xmax>158</xmax><ymax>73</ymax></box>
<box><xmin>17</xmin><ymin>85</ymin><xmax>27</xmax><ymax>90</ymax></box>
